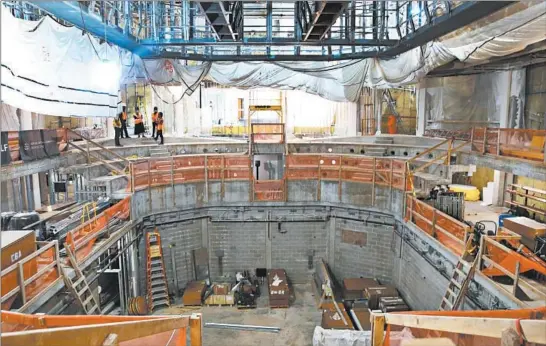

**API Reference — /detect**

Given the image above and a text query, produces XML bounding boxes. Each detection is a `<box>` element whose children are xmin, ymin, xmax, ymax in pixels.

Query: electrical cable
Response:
<box><xmin>78</xmin><ymin>3</ymin><xmax>102</xmax><ymax>61</ymax></box>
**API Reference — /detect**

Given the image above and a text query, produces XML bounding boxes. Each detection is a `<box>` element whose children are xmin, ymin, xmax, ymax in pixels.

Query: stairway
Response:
<box><xmin>62</xmin><ymin>247</ymin><xmax>101</xmax><ymax>315</ymax></box>
<box><xmin>439</xmin><ymin>254</ymin><xmax>478</xmax><ymax>311</ymax></box>
<box><xmin>146</xmin><ymin>231</ymin><xmax>170</xmax><ymax>312</ymax></box>
<box><xmin>150</xmin><ymin>147</ymin><xmax>171</xmax><ymax>158</ymax></box>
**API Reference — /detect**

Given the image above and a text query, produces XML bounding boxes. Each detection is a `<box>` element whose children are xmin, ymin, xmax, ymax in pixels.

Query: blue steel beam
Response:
<box><xmin>32</xmin><ymin>1</ymin><xmax>154</xmax><ymax>57</ymax></box>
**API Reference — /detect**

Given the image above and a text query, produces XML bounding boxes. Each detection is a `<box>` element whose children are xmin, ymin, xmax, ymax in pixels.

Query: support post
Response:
<box><xmin>372</xmin><ymin>158</ymin><xmax>376</xmax><ymax>207</ymax></box>
<box><xmin>482</xmin><ymin>128</ymin><xmax>487</xmax><ymax>154</ymax></box>
<box><xmin>338</xmin><ymin>155</ymin><xmax>342</xmax><ymax>201</ymax></box>
<box><xmin>512</xmin><ymin>261</ymin><xmax>520</xmax><ymax>295</ymax></box>
<box><xmin>221</xmin><ymin>156</ymin><xmax>225</xmax><ymax>201</ymax></box>
<box><xmin>371</xmin><ymin>313</ymin><xmax>385</xmax><ymax>346</ymax></box>
<box><xmin>18</xmin><ymin>262</ymin><xmax>26</xmax><ymax>305</ymax></box>
<box><xmin>171</xmin><ymin>156</ymin><xmax>175</xmax><ymax>207</ymax></box>
<box><xmin>190</xmin><ymin>313</ymin><xmax>203</xmax><ymax>346</ymax></box>
<box><xmin>431</xmin><ymin>209</ymin><xmax>437</xmax><ymax>238</ymax></box>
<box><xmin>470</xmin><ymin>127</ymin><xmax>475</xmax><ymax>151</ymax></box>
<box><xmin>48</xmin><ymin>169</ymin><xmax>56</xmax><ymax>205</ymax></box>
<box><xmin>204</xmin><ymin>156</ymin><xmax>209</xmax><ymax>203</ymax></box>
<box><xmin>130</xmin><ymin>163</ymin><xmax>135</xmax><ymax>194</ymax></box>
<box><xmin>148</xmin><ymin>160</ymin><xmax>152</xmax><ymax>211</ymax></box>
<box><xmin>55</xmin><ymin>240</ymin><xmax>62</xmax><ymax>278</ymax></box>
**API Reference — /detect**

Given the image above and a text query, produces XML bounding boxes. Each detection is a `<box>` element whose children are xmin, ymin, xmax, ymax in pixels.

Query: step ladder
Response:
<box><xmin>62</xmin><ymin>247</ymin><xmax>101</xmax><ymax>315</ymax></box>
<box><xmin>146</xmin><ymin>231</ymin><xmax>170</xmax><ymax>312</ymax></box>
<box><xmin>439</xmin><ymin>252</ymin><xmax>478</xmax><ymax>311</ymax></box>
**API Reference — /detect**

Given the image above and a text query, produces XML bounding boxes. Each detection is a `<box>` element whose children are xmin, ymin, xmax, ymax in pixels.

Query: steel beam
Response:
<box><xmin>140</xmin><ymin>38</ymin><xmax>397</xmax><ymax>46</ymax></box>
<box><xmin>32</xmin><ymin>1</ymin><xmax>153</xmax><ymax>56</ymax></box>
<box><xmin>382</xmin><ymin>1</ymin><xmax>514</xmax><ymax>57</ymax></box>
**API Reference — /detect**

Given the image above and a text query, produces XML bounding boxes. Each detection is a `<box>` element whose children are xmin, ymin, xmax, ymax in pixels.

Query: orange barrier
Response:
<box><xmin>426</xmin><ymin>127</ymin><xmax>546</xmax><ymax>162</ymax></box>
<box><xmin>254</xmin><ymin>179</ymin><xmax>284</xmax><ymax>201</ymax></box>
<box><xmin>377</xmin><ymin>307</ymin><xmax>546</xmax><ymax>346</ymax></box>
<box><xmin>1</xmin><ymin>310</ymin><xmax>202</xmax><ymax>346</ymax></box>
<box><xmin>1</xmin><ymin>241</ymin><xmax>61</xmax><ymax>311</ymax></box>
<box><xmin>405</xmin><ymin>195</ymin><xmax>470</xmax><ymax>255</ymax></box>
<box><xmin>66</xmin><ymin>197</ymin><xmax>131</xmax><ymax>263</ymax></box>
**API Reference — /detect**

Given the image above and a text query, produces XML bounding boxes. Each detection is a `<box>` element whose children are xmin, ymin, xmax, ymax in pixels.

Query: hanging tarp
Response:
<box><xmin>0</xmin><ymin>7</ymin><xmax>122</xmax><ymax>118</ymax></box>
<box><xmin>1</xmin><ymin>132</ymin><xmax>11</xmax><ymax>164</ymax></box>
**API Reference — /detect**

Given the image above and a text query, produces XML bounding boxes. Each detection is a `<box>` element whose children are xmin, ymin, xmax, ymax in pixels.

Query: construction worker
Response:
<box><xmin>113</xmin><ymin>114</ymin><xmax>122</xmax><ymax>147</ymax></box>
<box><xmin>133</xmin><ymin>107</ymin><xmax>145</xmax><ymax>138</ymax></box>
<box><xmin>151</xmin><ymin>106</ymin><xmax>159</xmax><ymax>138</ymax></box>
<box><xmin>155</xmin><ymin>112</ymin><xmax>164</xmax><ymax>145</ymax></box>
<box><xmin>120</xmin><ymin>105</ymin><xmax>131</xmax><ymax>139</ymax></box>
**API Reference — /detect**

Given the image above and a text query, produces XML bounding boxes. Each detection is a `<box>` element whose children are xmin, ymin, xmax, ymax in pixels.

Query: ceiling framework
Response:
<box><xmin>7</xmin><ymin>1</ymin><xmax>513</xmax><ymax>61</ymax></box>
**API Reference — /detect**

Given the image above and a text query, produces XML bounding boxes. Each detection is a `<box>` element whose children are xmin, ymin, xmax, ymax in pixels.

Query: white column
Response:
<box><xmin>19</xmin><ymin>110</ymin><xmax>42</xmax><ymax>209</ymax></box>
<box><xmin>416</xmin><ymin>84</ymin><xmax>427</xmax><ymax>136</ymax></box>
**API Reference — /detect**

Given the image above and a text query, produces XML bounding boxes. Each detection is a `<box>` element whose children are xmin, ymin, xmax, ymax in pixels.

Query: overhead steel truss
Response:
<box><xmin>7</xmin><ymin>1</ymin><xmax>513</xmax><ymax>61</ymax></box>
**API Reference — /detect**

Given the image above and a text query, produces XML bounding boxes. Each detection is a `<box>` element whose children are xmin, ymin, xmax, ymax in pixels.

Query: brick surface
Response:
<box><xmin>271</xmin><ymin>222</ymin><xmax>328</xmax><ymax>283</ymax></box>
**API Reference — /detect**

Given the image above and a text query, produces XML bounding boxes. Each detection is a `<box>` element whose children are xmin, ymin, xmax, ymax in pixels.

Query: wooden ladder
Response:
<box><xmin>146</xmin><ymin>231</ymin><xmax>170</xmax><ymax>312</ymax></box>
<box><xmin>439</xmin><ymin>255</ymin><xmax>478</xmax><ymax>311</ymax></box>
<box><xmin>62</xmin><ymin>247</ymin><xmax>101</xmax><ymax>315</ymax></box>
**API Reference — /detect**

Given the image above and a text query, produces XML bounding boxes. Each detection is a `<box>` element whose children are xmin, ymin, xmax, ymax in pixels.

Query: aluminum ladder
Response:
<box><xmin>146</xmin><ymin>231</ymin><xmax>170</xmax><ymax>312</ymax></box>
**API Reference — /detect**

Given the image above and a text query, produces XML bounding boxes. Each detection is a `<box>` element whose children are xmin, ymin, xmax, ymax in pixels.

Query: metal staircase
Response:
<box><xmin>146</xmin><ymin>231</ymin><xmax>170</xmax><ymax>312</ymax></box>
<box><xmin>62</xmin><ymin>247</ymin><xmax>101</xmax><ymax>315</ymax></box>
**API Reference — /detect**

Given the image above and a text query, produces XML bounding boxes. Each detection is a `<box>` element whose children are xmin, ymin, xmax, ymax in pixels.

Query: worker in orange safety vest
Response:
<box><xmin>120</xmin><ymin>105</ymin><xmax>131</xmax><ymax>139</ymax></box>
<box><xmin>151</xmin><ymin>107</ymin><xmax>159</xmax><ymax>138</ymax></box>
<box><xmin>155</xmin><ymin>112</ymin><xmax>164</xmax><ymax>145</ymax></box>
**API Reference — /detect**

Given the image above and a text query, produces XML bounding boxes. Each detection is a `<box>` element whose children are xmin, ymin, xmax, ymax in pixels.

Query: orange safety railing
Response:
<box><xmin>372</xmin><ymin>307</ymin><xmax>546</xmax><ymax>346</ymax></box>
<box><xmin>1</xmin><ymin>310</ymin><xmax>203</xmax><ymax>346</ymax></box>
<box><xmin>1</xmin><ymin>241</ymin><xmax>62</xmax><ymax>311</ymax></box>
<box><xmin>405</xmin><ymin>195</ymin><xmax>470</xmax><ymax>256</ymax></box>
<box><xmin>253</xmin><ymin>179</ymin><xmax>285</xmax><ymax>201</ymax></box>
<box><xmin>127</xmin><ymin>155</ymin><xmax>251</xmax><ymax>193</ymax></box>
<box><xmin>426</xmin><ymin>127</ymin><xmax>546</xmax><ymax>162</ymax></box>
<box><xmin>251</xmin><ymin>123</ymin><xmax>285</xmax><ymax>143</ymax></box>
<box><xmin>65</xmin><ymin>197</ymin><xmax>131</xmax><ymax>264</ymax></box>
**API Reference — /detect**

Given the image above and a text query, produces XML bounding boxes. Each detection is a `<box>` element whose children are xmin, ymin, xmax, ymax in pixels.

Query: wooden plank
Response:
<box><xmin>383</xmin><ymin>314</ymin><xmax>546</xmax><ymax>344</ymax></box>
<box><xmin>1</xmin><ymin>316</ymin><xmax>189</xmax><ymax>346</ymax></box>
<box><xmin>371</xmin><ymin>314</ymin><xmax>385</xmax><ymax>346</ymax></box>
<box><xmin>190</xmin><ymin>313</ymin><xmax>202</xmax><ymax>346</ymax></box>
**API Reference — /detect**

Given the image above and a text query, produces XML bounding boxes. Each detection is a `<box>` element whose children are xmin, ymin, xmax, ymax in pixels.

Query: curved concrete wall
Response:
<box><xmin>132</xmin><ymin>177</ymin><xmax>520</xmax><ymax>311</ymax></box>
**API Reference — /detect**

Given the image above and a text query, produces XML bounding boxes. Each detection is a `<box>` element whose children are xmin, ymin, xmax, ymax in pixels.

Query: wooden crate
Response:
<box><xmin>268</xmin><ymin>269</ymin><xmax>289</xmax><ymax>308</ymax></box>
<box><xmin>205</xmin><ymin>294</ymin><xmax>235</xmax><ymax>306</ymax></box>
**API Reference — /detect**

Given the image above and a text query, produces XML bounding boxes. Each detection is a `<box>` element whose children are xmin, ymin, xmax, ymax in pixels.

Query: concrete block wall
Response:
<box><xmin>138</xmin><ymin>220</ymin><xmax>203</xmax><ymax>295</ymax></box>
<box><xmin>271</xmin><ymin>222</ymin><xmax>328</xmax><ymax>283</ymax></box>
<box><xmin>333</xmin><ymin>219</ymin><xmax>395</xmax><ymax>284</ymax></box>
<box><xmin>391</xmin><ymin>231</ymin><xmax>449</xmax><ymax>310</ymax></box>
<box><xmin>208</xmin><ymin>222</ymin><xmax>267</xmax><ymax>281</ymax></box>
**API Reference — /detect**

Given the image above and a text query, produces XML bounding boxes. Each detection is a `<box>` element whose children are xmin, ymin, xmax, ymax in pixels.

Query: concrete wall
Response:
<box><xmin>333</xmin><ymin>219</ymin><xmax>394</xmax><ymax>285</ymax></box>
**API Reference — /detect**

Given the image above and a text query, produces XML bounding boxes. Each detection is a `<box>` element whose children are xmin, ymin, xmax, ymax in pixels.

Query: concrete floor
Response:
<box><xmin>157</xmin><ymin>283</ymin><xmax>322</xmax><ymax>346</ymax></box>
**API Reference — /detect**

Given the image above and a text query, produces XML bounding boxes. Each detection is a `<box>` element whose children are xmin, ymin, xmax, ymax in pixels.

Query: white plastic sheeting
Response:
<box><xmin>122</xmin><ymin>2</ymin><xmax>546</xmax><ymax>103</ymax></box>
<box><xmin>312</xmin><ymin>327</ymin><xmax>414</xmax><ymax>346</ymax></box>
<box><xmin>1</xmin><ymin>7</ymin><xmax>122</xmax><ymax>118</ymax></box>
<box><xmin>422</xmin><ymin>69</ymin><xmax>527</xmax><ymax>130</ymax></box>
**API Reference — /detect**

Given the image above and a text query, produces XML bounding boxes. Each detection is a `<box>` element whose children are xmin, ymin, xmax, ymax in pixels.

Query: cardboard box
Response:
<box><xmin>182</xmin><ymin>281</ymin><xmax>206</xmax><ymax>306</ymax></box>
<box><xmin>503</xmin><ymin>217</ymin><xmax>546</xmax><ymax>249</ymax></box>
<box><xmin>342</xmin><ymin>278</ymin><xmax>378</xmax><ymax>300</ymax></box>
<box><xmin>213</xmin><ymin>283</ymin><xmax>231</xmax><ymax>295</ymax></box>
<box><xmin>321</xmin><ymin>302</ymin><xmax>354</xmax><ymax>330</ymax></box>
<box><xmin>365</xmin><ymin>285</ymin><xmax>399</xmax><ymax>310</ymax></box>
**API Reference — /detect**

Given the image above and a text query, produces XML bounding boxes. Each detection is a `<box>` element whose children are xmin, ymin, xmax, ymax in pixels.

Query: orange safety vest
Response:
<box><xmin>121</xmin><ymin>112</ymin><xmax>127</xmax><ymax>120</ymax></box>
<box><xmin>157</xmin><ymin>119</ymin><xmax>164</xmax><ymax>131</ymax></box>
<box><xmin>151</xmin><ymin>112</ymin><xmax>158</xmax><ymax>122</ymax></box>
<box><xmin>134</xmin><ymin>113</ymin><xmax>142</xmax><ymax>125</ymax></box>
